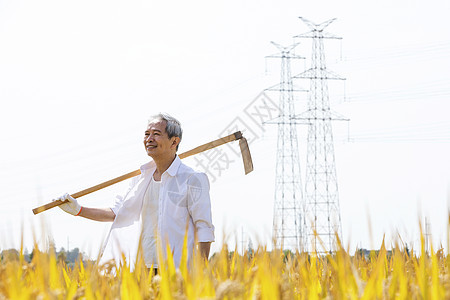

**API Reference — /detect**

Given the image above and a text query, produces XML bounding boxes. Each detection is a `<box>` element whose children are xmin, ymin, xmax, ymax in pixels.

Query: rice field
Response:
<box><xmin>1</xmin><ymin>230</ymin><xmax>449</xmax><ymax>299</ymax></box>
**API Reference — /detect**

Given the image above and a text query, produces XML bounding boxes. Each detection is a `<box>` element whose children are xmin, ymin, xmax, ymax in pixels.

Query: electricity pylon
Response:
<box><xmin>266</xmin><ymin>42</ymin><xmax>306</xmax><ymax>251</ymax></box>
<box><xmin>293</xmin><ymin>17</ymin><xmax>347</xmax><ymax>253</ymax></box>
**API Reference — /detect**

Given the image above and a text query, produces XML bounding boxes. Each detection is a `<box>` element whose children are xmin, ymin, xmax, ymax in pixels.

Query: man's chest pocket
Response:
<box><xmin>167</xmin><ymin>191</ymin><xmax>188</xmax><ymax>207</ymax></box>
<box><xmin>166</xmin><ymin>192</ymin><xmax>189</xmax><ymax>224</ymax></box>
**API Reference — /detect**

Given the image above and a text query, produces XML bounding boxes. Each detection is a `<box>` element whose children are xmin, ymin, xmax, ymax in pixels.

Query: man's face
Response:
<box><xmin>143</xmin><ymin>120</ymin><xmax>178</xmax><ymax>159</ymax></box>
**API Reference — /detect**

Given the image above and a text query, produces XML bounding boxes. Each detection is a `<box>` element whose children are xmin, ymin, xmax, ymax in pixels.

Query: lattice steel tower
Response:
<box><xmin>267</xmin><ymin>42</ymin><xmax>305</xmax><ymax>251</ymax></box>
<box><xmin>293</xmin><ymin>17</ymin><xmax>346</xmax><ymax>253</ymax></box>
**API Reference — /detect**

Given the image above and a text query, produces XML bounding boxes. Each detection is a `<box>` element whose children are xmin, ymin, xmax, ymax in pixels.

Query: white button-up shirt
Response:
<box><xmin>100</xmin><ymin>155</ymin><xmax>215</xmax><ymax>268</ymax></box>
<box><xmin>141</xmin><ymin>177</ymin><xmax>160</xmax><ymax>267</ymax></box>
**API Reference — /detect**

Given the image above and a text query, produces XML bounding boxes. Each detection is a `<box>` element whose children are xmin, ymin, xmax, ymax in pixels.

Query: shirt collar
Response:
<box><xmin>166</xmin><ymin>155</ymin><xmax>181</xmax><ymax>177</ymax></box>
<box><xmin>139</xmin><ymin>155</ymin><xmax>181</xmax><ymax>177</ymax></box>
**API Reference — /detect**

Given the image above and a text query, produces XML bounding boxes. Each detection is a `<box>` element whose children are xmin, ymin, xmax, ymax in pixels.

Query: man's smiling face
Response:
<box><xmin>143</xmin><ymin>120</ymin><xmax>178</xmax><ymax>159</ymax></box>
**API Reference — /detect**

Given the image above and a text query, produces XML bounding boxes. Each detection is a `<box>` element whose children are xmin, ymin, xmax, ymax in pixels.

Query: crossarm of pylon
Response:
<box><xmin>293</xmin><ymin>109</ymin><xmax>349</xmax><ymax>122</ymax></box>
<box><xmin>293</xmin><ymin>68</ymin><xmax>345</xmax><ymax>80</ymax></box>
<box><xmin>297</xmin><ymin>17</ymin><xmax>338</xmax><ymax>33</ymax></box>
<box><xmin>265</xmin><ymin>82</ymin><xmax>308</xmax><ymax>92</ymax></box>
<box><xmin>294</xmin><ymin>30</ymin><xmax>342</xmax><ymax>40</ymax></box>
<box><xmin>263</xmin><ymin>115</ymin><xmax>311</xmax><ymax>125</ymax></box>
<box><xmin>328</xmin><ymin>110</ymin><xmax>350</xmax><ymax>121</ymax></box>
<box><xmin>271</xmin><ymin>41</ymin><xmax>301</xmax><ymax>53</ymax></box>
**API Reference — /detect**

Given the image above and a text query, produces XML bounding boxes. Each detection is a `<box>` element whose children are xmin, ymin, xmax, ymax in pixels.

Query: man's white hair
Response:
<box><xmin>148</xmin><ymin>113</ymin><xmax>183</xmax><ymax>150</ymax></box>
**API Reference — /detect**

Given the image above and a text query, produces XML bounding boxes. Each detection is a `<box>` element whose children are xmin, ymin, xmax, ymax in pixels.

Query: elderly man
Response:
<box><xmin>55</xmin><ymin>113</ymin><xmax>215</xmax><ymax>269</ymax></box>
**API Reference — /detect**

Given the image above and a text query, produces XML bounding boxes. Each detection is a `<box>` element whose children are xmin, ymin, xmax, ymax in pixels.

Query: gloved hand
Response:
<box><xmin>54</xmin><ymin>193</ymin><xmax>82</xmax><ymax>216</ymax></box>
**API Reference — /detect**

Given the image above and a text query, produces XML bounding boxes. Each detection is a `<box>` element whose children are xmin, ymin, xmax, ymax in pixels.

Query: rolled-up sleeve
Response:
<box><xmin>187</xmin><ymin>173</ymin><xmax>215</xmax><ymax>242</ymax></box>
<box><xmin>110</xmin><ymin>176</ymin><xmax>140</xmax><ymax>216</ymax></box>
<box><xmin>111</xmin><ymin>195</ymin><xmax>124</xmax><ymax>216</ymax></box>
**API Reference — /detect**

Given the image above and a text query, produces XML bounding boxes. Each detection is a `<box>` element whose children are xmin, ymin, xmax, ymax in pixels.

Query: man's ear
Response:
<box><xmin>171</xmin><ymin>137</ymin><xmax>181</xmax><ymax>149</ymax></box>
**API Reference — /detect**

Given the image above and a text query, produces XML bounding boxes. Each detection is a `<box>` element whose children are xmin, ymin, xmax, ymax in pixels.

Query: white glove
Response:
<box><xmin>54</xmin><ymin>193</ymin><xmax>82</xmax><ymax>216</ymax></box>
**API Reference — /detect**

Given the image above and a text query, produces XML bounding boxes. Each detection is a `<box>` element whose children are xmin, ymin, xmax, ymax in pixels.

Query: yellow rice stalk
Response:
<box><xmin>429</xmin><ymin>243</ymin><xmax>445</xmax><ymax>300</ymax></box>
<box><xmin>327</xmin><ymin>244</ymin><xmax>360</xmax><ymax>299</ymax></box>
<box><xmin>360</xmin><ymin>238</ymin><xmax>387</xmax><ymax>299</ymax></box>
<box><xmin>413</xmin><ymin>225</ymin><xmax>430</xmax><ymax>299</ymax></box>
<box><xmin>256</xmin><ymin>250</ymin><xmax>281</xmax><ymax>300</ymax></box>
<box><xmin>387</xmin><ymin>246</ymin><xmax>408</xmax><ymax>299</ymax></box>
<box><xmin>120</xmin><ymin>265</ymin><xmax>142</xmax><ymax>300</ymax></box>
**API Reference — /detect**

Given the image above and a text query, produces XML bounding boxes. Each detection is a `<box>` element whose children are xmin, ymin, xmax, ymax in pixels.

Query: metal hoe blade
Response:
<box><xmin>239</xmin><ymin>137</ymin><xmax>254</xmax><ymax>174</ymax></box>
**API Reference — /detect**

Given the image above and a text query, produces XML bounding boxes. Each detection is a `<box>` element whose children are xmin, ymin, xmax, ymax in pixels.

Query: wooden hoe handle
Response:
<box><xmin>32</xmin><ymin>131</ymin><xmax>245</xmax><ymax>215</ymax></box>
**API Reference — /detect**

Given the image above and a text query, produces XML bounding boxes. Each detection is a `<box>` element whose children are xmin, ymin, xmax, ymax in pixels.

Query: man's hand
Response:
<box><xmin>54</xmin><ymin>193</ymin><xmax>82</xmax><ymax>216</ymax></box>
<box><xmin>198</xmin><ymin>242</ymin><xmax>211</xmax><ymax>260</ymax></box>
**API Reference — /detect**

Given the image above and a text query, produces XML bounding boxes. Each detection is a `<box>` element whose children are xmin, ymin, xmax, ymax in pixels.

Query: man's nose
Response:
<box><xmin>144</xmin><ymin>135</ymin><xmax>153</xmax><ymax>143</ymax></box>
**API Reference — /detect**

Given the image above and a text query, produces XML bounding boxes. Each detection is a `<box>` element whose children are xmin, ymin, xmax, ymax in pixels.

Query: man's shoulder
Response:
<box><xmin>177</xmin><ymin>161</ymin><xmax>209</xmax><ymax>180</ymax></box>
<box><xmin>177</xmin><ymin>163</ymin><xmax>210</xmax><ymax>189</ymax></box>
<box><xmin>178</xmin><ymin>161</ymin><xmax>202</xmax><ymax>175</ymax></box>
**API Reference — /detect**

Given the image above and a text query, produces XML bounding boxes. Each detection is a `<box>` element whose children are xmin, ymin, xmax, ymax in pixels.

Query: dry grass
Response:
<box><xmin>1</xmin><ymin>231</ymin><xmax>449</xmax><ymax>299</ymax></box>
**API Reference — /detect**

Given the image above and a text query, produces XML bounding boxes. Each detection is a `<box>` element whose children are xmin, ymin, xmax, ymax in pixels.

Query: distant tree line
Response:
<box><xmin>1</xmin><ymin>247</ymin><xmax>87</xmax><ymax>267</ymax></box>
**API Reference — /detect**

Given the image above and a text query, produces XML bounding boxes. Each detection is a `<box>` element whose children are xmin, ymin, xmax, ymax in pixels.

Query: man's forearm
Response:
<box><xmin>78</xmin><ymin>207</ymin><xmax>116</xmax><ymax>222</ymax></box>
<box><xmin>198</xmin><ymin>242</ymin><xmax>211</xmax><ymax>260</ymax></box>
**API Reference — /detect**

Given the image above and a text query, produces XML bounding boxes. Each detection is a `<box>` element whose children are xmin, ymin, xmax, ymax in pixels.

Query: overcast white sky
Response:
<box><xmin>1</xmin><ymin>0</ymin><xmax>450</xmax><ymax>257</ymax></box>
